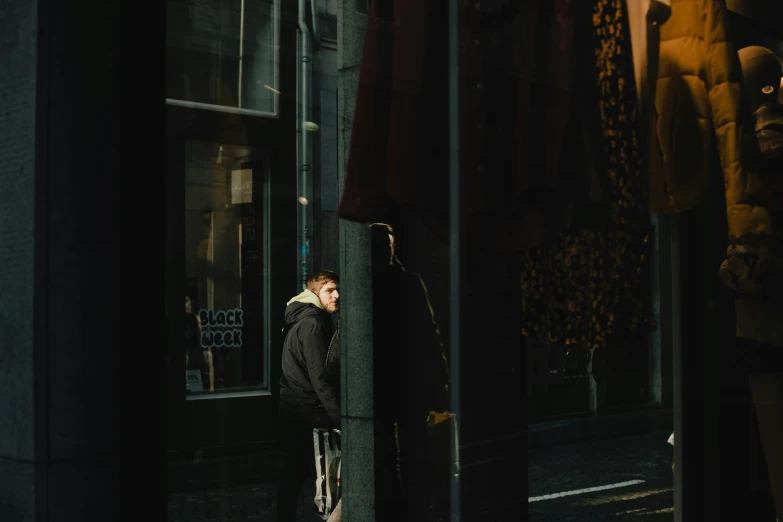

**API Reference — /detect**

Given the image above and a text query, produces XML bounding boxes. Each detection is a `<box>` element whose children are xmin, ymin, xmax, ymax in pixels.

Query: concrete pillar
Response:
<box><xmin>0</xmin><ymin>0</ymin><xmax>119</xmax><ymax>516</ymax></box>
<box><xmin>337</xmin><ymin>1</ymin><xmax>376</xmax><ymax>520</ymax></box>
<box><xmin>0</xmin><ymin>1</ymin><xmax>43</xmax><ymax>519</ymax></box>
<box><xmin>0</xmin><ymin>1</ymin><xmax>163</xmax><ymax>520</ymax></box>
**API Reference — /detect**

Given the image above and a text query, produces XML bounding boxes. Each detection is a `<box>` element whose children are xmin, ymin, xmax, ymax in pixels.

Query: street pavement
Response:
<box><xmin>168</xmin><ymin>429</ymin><xmax>674</xmax><ymax>521</ymax></box>
<box><xmin>529</xmin><ymin>429</ymin><xmax>673</xmax><ymax>521</ymax></box>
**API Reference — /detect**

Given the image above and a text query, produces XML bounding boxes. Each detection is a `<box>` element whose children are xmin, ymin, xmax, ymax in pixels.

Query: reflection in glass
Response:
<box><xmin>184</xmin><ymin>141</ymin><xmax>270</xmax><ymax>396</ymax></box>
<box><xmin>167</xmin><ymin>0</ymin><xmax>279</xmax><ymax>115</ymax></box>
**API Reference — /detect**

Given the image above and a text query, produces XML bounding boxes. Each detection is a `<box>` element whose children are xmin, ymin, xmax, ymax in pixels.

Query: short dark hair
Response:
<box><xmin>306</xmin><ymin>270</ymin><xmax>339</xmax><ymax>294</ymax></box>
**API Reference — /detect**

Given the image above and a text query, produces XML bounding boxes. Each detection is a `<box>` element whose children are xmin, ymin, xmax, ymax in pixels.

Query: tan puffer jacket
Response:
<box><xmin>650</xmin><ymin>0</ymin><xmax>774</xmax><ymax>246</ymax></box>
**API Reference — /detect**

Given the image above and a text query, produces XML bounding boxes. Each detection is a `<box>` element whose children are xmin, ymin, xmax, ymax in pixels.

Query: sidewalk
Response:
<box><xmin>168</xmin><ymin>481</ymin><xmax>319</xmax><ymax>522</ymax></box>
<box><xmin>168</xmin><ymin>409</ymin><xmax>673</xmax><ymax>492</ymax></box>
<box><xmin>168</xmin><ymin>430</ymin><xmax>675</xmax><ymax>521</ymax></box>
<box><xmin>529</xmin><ymin>429</ymin><xmax>673</xmax><ymax>521</ymax></box>
<box><xmin>168</xmin><ymin>448</ymin><xmax>285</xmax><ymax>494</ymax></box>
<box><xmin>168</xmin><ymin>409</ymin><xmax>675</xmax><ymax>521</ymax></box>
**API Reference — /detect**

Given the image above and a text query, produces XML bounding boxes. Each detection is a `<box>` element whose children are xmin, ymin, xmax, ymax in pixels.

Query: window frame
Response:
<box><xmin>181</xmin><ymin>141</ymin><xmax>274</xmax><ymax>401</ymax></box>
<box><xmin>166</xmin><ymin>0</ymin><xmax>282</xmax><ymax>118</ymax></box>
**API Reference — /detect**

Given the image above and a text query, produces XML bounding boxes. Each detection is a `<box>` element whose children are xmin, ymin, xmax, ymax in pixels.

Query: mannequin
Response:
<box><xmin>720</xmin><ymin>45</ymin><xmax>783</xmax><ymax>521</ymax></box>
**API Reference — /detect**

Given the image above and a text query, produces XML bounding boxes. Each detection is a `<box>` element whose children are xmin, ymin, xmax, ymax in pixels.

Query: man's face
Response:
<box><xmin>319</xmin><ymin>281</ymin><xmax>340</xmax><ymax>313</ymax></box>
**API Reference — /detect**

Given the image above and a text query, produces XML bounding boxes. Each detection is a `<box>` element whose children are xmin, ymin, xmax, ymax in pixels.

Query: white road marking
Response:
<box><xmin>529</xmin><ymin>480</ymin><xmax>646</xmax><ymax>502</ymax></box>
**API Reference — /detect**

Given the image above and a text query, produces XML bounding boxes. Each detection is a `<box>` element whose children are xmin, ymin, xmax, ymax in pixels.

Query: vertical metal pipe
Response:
<box><xmin>238</xmin><ymin>0</ymin><xmax>246</xmax><ymax>107</ymax></box>
<box><xmin>448</xmin><ymin>0</ymin><xmax>461</xmax><ymax>520</ymax></box>
<box><xmin>310</xmin><ymin>0</ymin><xmax>321</xmax><ymax>43</ymax></box>
<box><xmin>298</xmin><ymin>0</ymin><xmax>311</xmax><ymax>289</ymax></box>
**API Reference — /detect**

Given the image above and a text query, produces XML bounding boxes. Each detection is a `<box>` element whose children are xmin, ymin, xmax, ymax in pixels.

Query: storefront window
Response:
<box><xmin>166</xmin><ymin>0</ymin><xmax>280</xmax><ymax>116</ymax></box>
<box><xmin>184</xmin><ymin>141</ymin><xmax>271</xmax><ymax>398</ymax></box>
<box><xmin>166</xmin><ymin>2</ymin><xmax>783</xmax><ymax>522</ymax></box>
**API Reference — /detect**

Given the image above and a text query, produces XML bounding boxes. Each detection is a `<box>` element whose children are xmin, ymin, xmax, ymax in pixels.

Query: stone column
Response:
<box><xmin>0</xmin><ymin>1</ymin><xmax>42</xmax><ymax>517</ymax></box>
<box><xmin>0</xmin><ymin>1</ymin><xmax>163</xmax><ymax>520</ymax></box>
<box><xmin>337</xmin><ymin>1</ymin><xmax>376</xmax><ymax>520</ymax></box>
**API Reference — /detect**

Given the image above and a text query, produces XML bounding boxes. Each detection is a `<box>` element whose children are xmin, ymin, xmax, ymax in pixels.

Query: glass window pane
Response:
<box><xmin>167</xmin><ymin>0</ymin><xmax>279</xmax><ymax>115</ymax></box>
<box><xmin>164</xmin><ymin>2</ymin><xmax>783</xmax><ymax>521</ymax></box>
<box><xmin>184</xmin><ymin>141</ymin><xmax>269</xmax><ymax>396</ymax></box>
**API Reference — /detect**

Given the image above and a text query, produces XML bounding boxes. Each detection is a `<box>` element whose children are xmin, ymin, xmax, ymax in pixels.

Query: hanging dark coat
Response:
<box><xmin>338</xmin><ymin>0</ymin><xmax>607</xmax><ymax>249</ymax></box>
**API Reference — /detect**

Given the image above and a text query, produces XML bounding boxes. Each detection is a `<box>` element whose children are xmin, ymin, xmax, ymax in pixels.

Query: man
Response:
<box><xmin>276</xmin><ymin>270</ymin><xmax>340</xmax><ymax>522</ymax></box>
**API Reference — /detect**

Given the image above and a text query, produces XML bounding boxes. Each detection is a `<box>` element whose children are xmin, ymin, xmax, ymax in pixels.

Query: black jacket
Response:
<box><xmin>278</xmin><ymin>293</ymin><xmax>340</xmax><ymax>426</ymax></box>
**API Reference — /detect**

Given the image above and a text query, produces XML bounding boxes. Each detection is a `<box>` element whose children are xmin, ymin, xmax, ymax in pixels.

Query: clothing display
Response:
<box><xmin>338</xmin><ymin>0</ymin><xmax>610</xmax><ymax>249</ymax></box>
<box><xmin>520</xmin><ymin>0</ymin><xmax>655</xmax><ymax>349</ymax></box>
<box><xmin>650</xmin><ymin>0</ymin><xmax>774</xmax><ymax>248</ymax></box>
<box><xmin>625</xmin><ymin>0</ymin><xmax>671</xmax><ymax>110</ymax></box>
<box><xmin>340</xmin><ymin>0</ymin><xmax>686</xmax><ymax>348</ymax></box>
<box><xmin>720</xmin><ymin>45</ymin><xmax>783</xmax><ymax>352</ymax></box>
<box><xmin>337</xmin><ymin>0</ymin><xmax>451</xmax><ymax>242</ymax></box>
<box><xmin>719</xmin><ymin>46</ymin><xmax>783</xmax><ymax>521</ymax></box>
<box><xmin>521</xmin><ymin>0</ymin><xmax>779</xmax><ymax>348</ymax></box>
<box><xmin>728</xmin><ymin>100</ymin><xmax>783</xmax><ymax>349</ymax></box>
